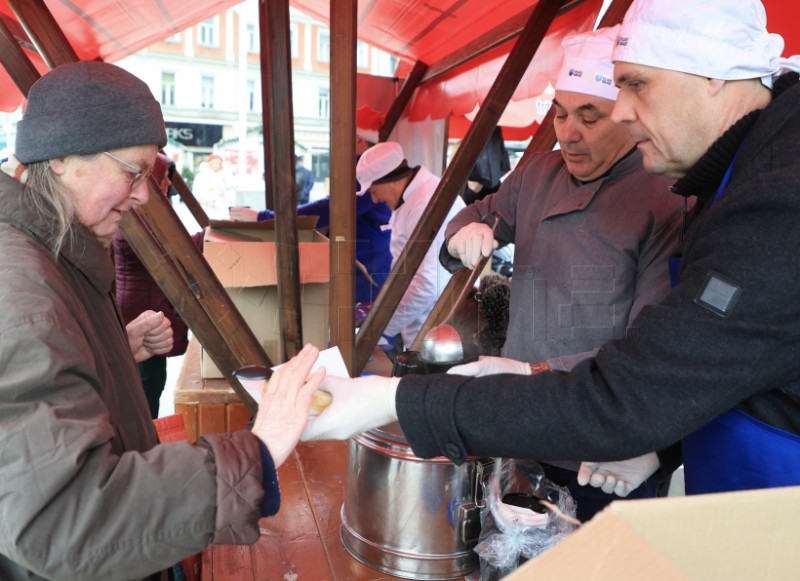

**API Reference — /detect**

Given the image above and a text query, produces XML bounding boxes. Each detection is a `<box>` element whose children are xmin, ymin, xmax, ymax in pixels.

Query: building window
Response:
<box><xmin>318</xmin><ymin>86</ymin><xmax>329</xmax><ymax>118</ymax></box>
<box><xmin>161</xmin><ymin>72</ymin><xmax>175</xmax><ymax>106</ymax></box>
<box><xmin>312</xmin><ymin>150</ymin><xmax>329</xmax><ymax>185</ymax></box>
<box><xmin>164</xmin><ymin>32</ymin><xmax>181</xmax><ymax>44</ymax></box>
<box><xmin>318</xmin><ymin>31</ymin><xmax>330</xmax><ymax>63</ymax></box>
<box><xmin>356</xmin><ymin>41</ymin><xmax>369</xmax><ymax>68</ymax></box>
<box><xmin>247</xmin><ymin>79</ymin><xmax>256</xmax><ymax>112</ymax></box>
<box><xmin>290</xmin><ymin>23</ymin><xmax>299</xmax><ymax>59</ymax></box>
<box><xmin>247</xmin><ymin>22</ymin><xmax>257</xmax><ymax>53</ymax></box>
<box><xmin>201</xmin><ymin>75</ymin><xmax>215</xmax><ymax>109</ymax></box>
<box><xmin>198</xmin><ymin>17</ymin><xmax>219</xmax><ymax>47</ymax></box>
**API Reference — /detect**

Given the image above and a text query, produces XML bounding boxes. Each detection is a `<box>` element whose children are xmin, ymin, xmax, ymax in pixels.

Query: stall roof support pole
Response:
<box><xmin>0</xmin><ymin>15</ymin><xmax>41</xmax><ymax>93</ymax></box>
<box><xmin>379</xmin><ymin>60</ymin><xmax>428</xmax><ymax>142</ymax></box>
<box><xmin>354</xmin><ymin>0</ymin><xmax>568</xmax><ymax>373</ymax></box>
<box><xmin>328</xmin><ymin>0</ymin><xmax>358</xmax><ymax>372</ymax></box>
<box><xmin>6</xmin><ymin>0</ymin><xmax>77</xmax><ymax>68</ymax></box>
<box><xmin>421</xmin><ymin>0</ymin><xmax>586</xmax><ymax>84</ymax></box>
<box><xmin>171</xmin><ymin>173</ymin><xmax>210</xmax><ymax>229</ymax></box>
<box><xmin>259</xmin><ymin>0</ymin><xmax>303</xmax><ymax>360</ymax></box>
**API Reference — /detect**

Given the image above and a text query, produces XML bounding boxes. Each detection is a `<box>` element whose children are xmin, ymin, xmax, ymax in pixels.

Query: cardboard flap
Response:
<box><xmin>507</xmin><ymin>486</ymin><xmax>800</xmax><ymax>580</ymax></box>
<box><xmin>503</xmin><ymin>510</ymin><xmax>688</xmax><ymax>581</ymax></box>
<box><xmin>209</xmin><ymin>215</ymin><xmax>319</xmax><ymax>230</ymax></box>
<box><xmin>203</xmin><ymin>226</ymin><xmax>329</xmax><ymax>287</ymax></box>
<box><xmin>611</xmin><ymin>486</ymin><xmax>800</xmax><ymax>580</ymax></box>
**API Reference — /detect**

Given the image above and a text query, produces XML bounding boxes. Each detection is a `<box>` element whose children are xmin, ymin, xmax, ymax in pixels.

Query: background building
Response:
<box><xmin>115</xmin><ymin>2</ymin><xmax>396</xmax><ymax>207</ymax></box>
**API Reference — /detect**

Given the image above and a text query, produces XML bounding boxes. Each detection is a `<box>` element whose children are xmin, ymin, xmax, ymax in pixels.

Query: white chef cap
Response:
<box><xmin>613</xmin><ymin>0</ymin><xmax>800</xmax><ymax>89</ymax></box>
<box><xmin>555</xmin><ymin>25</ymin><xmax>620</xmax><ymax>101</ymax></box>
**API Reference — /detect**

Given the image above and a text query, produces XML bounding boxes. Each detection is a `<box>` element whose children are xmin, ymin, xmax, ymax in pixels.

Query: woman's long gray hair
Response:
<box><xmin>23</xmin><ymin>160</ymin><xmax>77</xmax><ymax>256</ymax></box>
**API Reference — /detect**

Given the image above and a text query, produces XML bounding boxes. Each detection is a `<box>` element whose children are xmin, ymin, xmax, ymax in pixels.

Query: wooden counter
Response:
<box><xmin>203</xmin><ymin>440</ymin><xmax>419</xmax><ymax>581</ymax></box>
<box><xmin>176</xmin><ymin>340</ymin><xmax>470</xmax><ymax>580</ymax></box>
<box><xmin>173</xmin><ymin>340</ymin><xmax>253</xmax><ymax>442</ymax></box>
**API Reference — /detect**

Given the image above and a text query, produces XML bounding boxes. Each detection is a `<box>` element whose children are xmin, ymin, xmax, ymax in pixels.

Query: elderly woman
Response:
<box><xmin>0</xmin><ymin>61</ymin><xmax>323</xmax><ymax>581</ymax></box>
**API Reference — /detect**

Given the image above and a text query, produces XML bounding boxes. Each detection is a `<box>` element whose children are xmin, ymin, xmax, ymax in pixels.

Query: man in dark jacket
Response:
<box><xmin>302</xmin><ymin>0</ymin><xmax>800</xmax><ymax>498</ymax></box>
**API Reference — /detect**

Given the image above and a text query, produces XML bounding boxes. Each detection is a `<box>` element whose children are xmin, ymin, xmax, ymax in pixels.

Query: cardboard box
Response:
<box><xmin>504</xmin><ymin>486</ymin><xmax>800</xmax><ymax>580</ymax></box>
<box><xmin>201</xmin><ymin>219</ymin><xmax>329</xmax><ymax>377</ymax></box>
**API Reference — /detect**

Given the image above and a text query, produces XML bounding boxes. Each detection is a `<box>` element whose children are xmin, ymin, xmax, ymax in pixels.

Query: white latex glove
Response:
<box><xmin>447</xmin><ymin>355</ymin><xmax>531</xmax><ymax>377</ymax></box>
<box><xmin>577</xmin><ymin>452</ymin><xmax>660</xmax><ymax>497</ymax></box>
<box><xmin>126</xmin><ymin>310</ymin><xmax>174</xmax><ymax>363</ymax></box>
<box><xmin>446</xmin><ymin>222</ymin><xmax>498</xmax><ymax>269</ymax></box>
<box><xmin>229</xmin><ymin>206</ymin><xmax>259</xmax><ymax>221</ymax></box>
<box><xmin>301</xmin><ymin>375</ymin><xmax>401</xmax><ymax>441</ymax></box>
<box><xmin>251</xmin><ymin>344</ymin><xmax>326</xmax><ymax>468</ymax></box>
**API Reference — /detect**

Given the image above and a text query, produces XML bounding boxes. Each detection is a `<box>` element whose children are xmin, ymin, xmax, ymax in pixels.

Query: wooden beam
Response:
<box><xmin>328</xmin><ymin>0</ymin><xmax>358</xmax><ymax>372</ymax></box>
<box><xmin>5</xmin><ymin>0</ymin><xmax>78</xmax><ymax>68</ymax></box>
<box><xmin>125</xmin><ymin>193</ymin><xmax>271</xmax><ymax>413</ymax></box>
<box><xmin>121</xmin><ymin>205</ymin><xmax>259</xmax><ymax>413</ymax></box>
<box><xmin>0</xmin><ymin>15</ymin><xmax>41</xmax><ymax>93</ymax></box>
<box><xmin>171</xmin><ymin>172</ymin><xmax>210</xmax><ymax>229</ymax></box>
<box><xmin>259</xmin><ymin>0</ymin><xmax>303</xmax><ymax>360</ymax></box>
<box><xmin>420</xmin><ymin>0</ymin><xmax>586</xmax><ymax>84</ymax></box>
<box><xmin>408</xmin><ymin>267</ymin><xmax>472</xmax><ymax>353</ymax></box>
<box><xmin>1</xmin><ymin>1</ymin><xmax>273</xmax><ymax>413</ymax></box>
<box><xmin>379</xmin><ymin>60</ymin><xmax>427</xmax><ymax>142</ymax></box>
<box><xmin>354</xmin><ymin>0</ymin><xmax>567</xmax><ymax>373</ymax></box>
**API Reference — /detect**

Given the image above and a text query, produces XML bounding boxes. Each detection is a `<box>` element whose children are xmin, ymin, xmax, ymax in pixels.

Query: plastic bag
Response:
<box><xmin>468</xmin><ymin>458</ymin><xmax>577</xmax><ymax>581</ymax></box>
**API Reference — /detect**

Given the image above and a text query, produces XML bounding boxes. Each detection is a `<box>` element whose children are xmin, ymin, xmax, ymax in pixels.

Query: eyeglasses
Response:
<box><xmin>103</xmin><ymin>151</ymin><xmax>153</xmax><ymax>190</ymax></box>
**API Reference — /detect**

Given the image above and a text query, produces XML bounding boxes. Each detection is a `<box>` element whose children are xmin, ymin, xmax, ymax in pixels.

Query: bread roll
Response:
<box><xmin>311</xmin><ymin>389</ymin><xmax>333</xmax><ymax>414</ymax></box>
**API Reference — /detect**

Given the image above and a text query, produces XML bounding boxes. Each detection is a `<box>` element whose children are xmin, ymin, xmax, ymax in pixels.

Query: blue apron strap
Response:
<box><xmin>668</xmin><ymin>256</ymin><xmax>682</xmax><ymax>289</ymax></box>
<box><xmin>682</xmin><ymin>408</ymin><xmax>800</xmax><ymax>494</ymax></box>
<box><xmin>667</xmin><ymin>135</ymin><xmax>747</xmax><ymax>289</ymax></box>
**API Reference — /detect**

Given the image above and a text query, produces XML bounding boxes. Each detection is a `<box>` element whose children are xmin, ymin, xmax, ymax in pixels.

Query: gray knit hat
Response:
<box><xmin>15</xmin><ymin>61</ymin><xmax>167</xmax><ymax>164</ymax></box>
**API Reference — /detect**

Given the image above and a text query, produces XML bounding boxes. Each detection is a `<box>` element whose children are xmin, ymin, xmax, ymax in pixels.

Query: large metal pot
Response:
<box><xmin>341</xmin><ymin>423</ymin><xmax>489</xmax><ymax>580</ymax></box>
<box><xmin>340</xmin><ymin>346</ymin><xmax>488</xmax><ymax>580</ymax></box>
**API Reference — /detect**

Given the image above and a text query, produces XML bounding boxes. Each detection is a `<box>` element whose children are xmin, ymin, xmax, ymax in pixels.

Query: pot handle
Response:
<box><xmin>455</xmin><ymin>502</ymin><xmax>482</xmax><ymax>545</ymax></box>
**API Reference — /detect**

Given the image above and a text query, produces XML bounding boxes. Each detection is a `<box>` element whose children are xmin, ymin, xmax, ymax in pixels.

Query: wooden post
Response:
<box><xmin>121</xmin><ymin>205</ymin><xmax>260</xmax><ymax>412</ymax></box>
<box><xmin>420</xmin><ymin>0</ymin><xmax>585</xmax><ymax>84</ymax></box>
<box><xmin>328</xmin><ymin>0</ymin><xmax>358</xmax><ymax>372</ymax></box>
<box><xmin>354</xmin><ymin>0</ymin><xmax>567</xmax><ymax>373</ymax></box>
<box><xmin>259</xmin><ymin>0</ymin><xmax>304</xmax><ymax>360</ymax></box>
<box><xmin>0</xmin><ymin>16</ymin><xmax>41</xmax><ymax>93</ymax></box>
<box><xmin>379</xmin><ymin>60</ymin><xmax>428</xmax><ymax>142</ymax></box>
<box><xmin>5</xmin><ymin>0</ymin><xmax>78</xmax><ymax>68</ymax></box>
<box><xmin>171</xmin><ymin>172</ymin><xmax>210</xmax><ymax>228</ymax></box>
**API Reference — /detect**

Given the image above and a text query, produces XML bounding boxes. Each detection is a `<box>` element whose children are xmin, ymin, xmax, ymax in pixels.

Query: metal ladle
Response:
<box><xmin>420</xmin><ymin>211</ymin><xmax>502</xmax><ymax>364</ymax></box>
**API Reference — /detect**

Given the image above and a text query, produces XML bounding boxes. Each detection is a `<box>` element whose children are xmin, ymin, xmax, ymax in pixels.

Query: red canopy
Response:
<box><xmin>1</xmin><ymin>0</ymin><xmax>798</xmax><ymax>127</ymax></box>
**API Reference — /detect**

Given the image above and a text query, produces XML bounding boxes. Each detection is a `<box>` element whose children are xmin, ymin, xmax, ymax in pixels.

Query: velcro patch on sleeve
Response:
<box><xmin>694</xmin><ymin>271</ymin><xmax>741</xmax><ymax>317</ymax></box>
